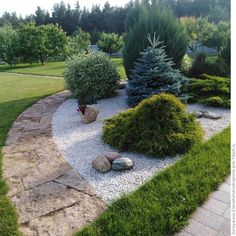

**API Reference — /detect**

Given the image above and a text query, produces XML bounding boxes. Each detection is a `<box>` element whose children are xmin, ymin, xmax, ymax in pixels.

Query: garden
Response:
<box><xmin>0</xmin><ymin>0</ymin><xmax>231</xmax><ymax>235</ymax></box>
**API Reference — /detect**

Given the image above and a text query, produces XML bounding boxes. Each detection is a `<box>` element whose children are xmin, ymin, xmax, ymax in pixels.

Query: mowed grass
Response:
<box><xmin>0</xmin><ymin>58</ymin><xmax>127</xmax><ymax>79</ymax></box>
<box><xmin>0</xmin><ymin>73</ymin><xmax>65</xmax><ymax>235</ymax></box>
<box><xmin>77</xmin><ymin>127</ymin><xmax>230</xmax><ymax>236</ymax></box>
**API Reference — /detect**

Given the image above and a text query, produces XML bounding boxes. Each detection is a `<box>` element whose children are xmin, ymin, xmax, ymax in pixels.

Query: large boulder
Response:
<box><xmin>79</xmin><ymin>105</ymin><xmax>99</xmax><ymax>124</ymax></box>
<box><xmin>103</xmin><ymin>152</ymin><xmax>121</xmax><ymax>164</ymax></box>
<box><xmin>91</xmin><ymin>155</ymin><xmax>111</xmax><ymax>173</ymax></box>
<box><xmin>112</xmin><ymin>158</ymin><xmax>134</xmax><ymax>171</ymax></box>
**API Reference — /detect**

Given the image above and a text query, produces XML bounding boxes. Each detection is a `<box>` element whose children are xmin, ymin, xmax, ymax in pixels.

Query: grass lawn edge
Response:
<box><xmin>76</xmin><ymin>127</ymin><xmax>231</xmax><ymax>236</ymax></box>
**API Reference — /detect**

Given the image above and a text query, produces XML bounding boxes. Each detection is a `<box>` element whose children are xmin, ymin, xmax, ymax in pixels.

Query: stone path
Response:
<box><xmin>2</xmin><ymin>92</ymin><xmax>106</xmax><ymax>236</ymax></box>
<box><xmin>1</xmin><ymin>72</ymin><xmax>63</xmax><ymax>79</ymax></box>
<box><xmin>177</xmin><ymin>176</ymin><xmax>231</xmax><ymax>236</ymax></box>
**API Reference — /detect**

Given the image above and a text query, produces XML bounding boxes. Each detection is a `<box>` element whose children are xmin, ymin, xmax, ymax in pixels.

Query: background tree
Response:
<box><xmin>98</xmin><ymin>32</ymin><xmax>124</xmax><ymax>56</ymax></box>
<box><xmin>37</xmin><ymin>24</ymin><xmax>67</xmax><ymax>65</ymax></box>
<box><xmin>202</xmin><ymin>21</ymin><xmax>230</xmax><ymax>55</ymax></box>
<box><xmin>123</xmin><ymin>0</ymin><xmax>188</xmax><ymax>78</ymax></box>
<box><xmin>66</xmin><ymin>28</ymin><xmax>90</xmax><ymax>56</ymax></box>
<box><xmin>18</xmin><ymin>22</ymin><xmax>67</xmax><ymax>65</ymax></box>
<box><xmin>180</xmin><ymin>17</ymin><xmax>214</xmax><ymax>53</ymax></box>
<box><xmin>0</xmin><ymin>24</ymin><xmax>18</xmax><ymax>66</ymax></box>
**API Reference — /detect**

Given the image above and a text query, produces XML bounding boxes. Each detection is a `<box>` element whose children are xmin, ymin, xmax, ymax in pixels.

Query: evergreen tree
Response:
<box><xmin>126</xmin><ymin>34</ymin><xmax>188</xmax><ymax>107</ymax></box>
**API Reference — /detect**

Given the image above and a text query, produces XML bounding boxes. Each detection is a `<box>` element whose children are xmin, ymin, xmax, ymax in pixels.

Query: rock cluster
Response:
<box><xmin>91</xmin><ymin>152</ymin><xmax>134</xmax><ymax>173</ymax></box>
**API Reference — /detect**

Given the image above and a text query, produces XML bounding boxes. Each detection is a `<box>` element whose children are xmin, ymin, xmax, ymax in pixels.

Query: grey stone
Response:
<box><xmin>12</xmin><ymin>181</ymin><xmax>83</xmax><ymax>224</ymax></box>
<box><xmin>200</xmin><ymin>110</ymin><xmax>222</xmax><ymax>120</ymax></box>
<box><xmin>192</xmin><ymin>207</ymin><xmax>224</xmax><ymax>230</ymax></box>
<box><xmin>184</xmin><ymin>219</ymin><xmax>218</xmax><ymax>236</ymax></box>
<box><xmin>223</xmin><ymin>207</ymin><xmax>230</xmax><ymax>220</ymax></box>
<box><xmin>91</xmin><ymin>155</ymin><xmax>112</xmax><ymax>173</ymax></box>
<box><xmin>55</xmin><ymin>169</ymin><xmax>94</xmax><ymax>194</ymax></box>
<box><xmin>79</xmin><ymin>105</ymin><xmax>99</xmax><ymax>124</ymax></box>
<box><xmin>112</xmin><ymin>158</ymin><xmax>134</xmax><ymax>171</ymax></box>
<box><xmin>103</xmin><ymin>152</ymin><xmax>121</xmax><ymax>163</ymax></box>
<box><xmin>202</xmin><ymin>198</ymin><xmax>228</xmax><ymax>216</ymax></box>
<box><xmin>220</xmin><ymin>219</ymin><xmax>231</xmax><ymax>235</ymax></box>
<box><xmin>211</xmin><ymin>190</ymin><xmax>230</xmax><ymax>204</ymax></box>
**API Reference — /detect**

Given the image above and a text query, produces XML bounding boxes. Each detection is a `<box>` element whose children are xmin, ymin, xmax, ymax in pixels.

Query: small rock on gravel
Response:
<box><xmin>91</xmin><ymin>156</ymin><xmax>111</xmax><ymax>173</ymax></box>
<box><xmin>103</xmin><ymin>152</ymin><xmax>121</xmax><ymax>163</ymax></box>
<box><xmin>79</xmin><ymin>105</ymin><xmax>99</xmax><ymax>124</ymax></box>
<box><xmin>112</xmin><ymin>158</ymin><xmax>134</xmax><ymax>171</ymax></box>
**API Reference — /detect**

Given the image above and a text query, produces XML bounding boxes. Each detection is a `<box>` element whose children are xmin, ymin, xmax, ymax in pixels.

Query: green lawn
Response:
<box><xmin>189</xmin><ymin>53</ymin><xmax>218</xmax><ymax>63</ymax></box>
<box><xmin>0</xmin><ymin>73</ymin><xmax>65</xmax><ymax>236</ymax></box>
<box><xmin>77</xmin><ymin>127</ymin><xmax>230</xmax><ymax>236</ymax></box>
<box><xmin>0</xmin><ymin>58</ymin><xmax>127</xmax><ymax>79</ymax></box>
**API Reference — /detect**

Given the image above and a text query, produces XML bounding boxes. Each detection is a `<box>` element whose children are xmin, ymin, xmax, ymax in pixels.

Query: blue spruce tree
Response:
<box><xmin>126</xmin><ymin>34</ymin><xmax>188</xmax><ymax>107</ymax></box>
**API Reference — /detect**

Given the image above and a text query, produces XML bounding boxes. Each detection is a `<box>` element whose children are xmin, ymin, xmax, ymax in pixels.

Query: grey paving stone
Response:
<box><xmin>192</xmin><ymin>207</ymin><xmax>224</xmax><ymax>230</ymax></box>
<box><xmin>225</xmin><ymin>176</ymin><xmax>231</xmax><ymax>184</ymax></box>
<box><xmin>211</xmin><ymin>190</ymin><xmax>230</xmax><ymax>204</ymax></box>
<box><xmin>219</xmin><ymin>183</ymin><xmax>231</xmax><ymax>193</ymax></box>
<box><xmin>202</xmin><ymin>198</ymin><xmax>228</xmax><ymax>216</ymax></box>
<box><xmin>223</xmin><ymin>207</ymin><xmax>231</xmax><ymax>220</ymax></box>
<box><xmin>220</xmin><ymin>219</ymin><xmax>231</xmax><ymax>235</ymax></box>
<box><xmin>216</xmin><ymin>231</ymin><xmax>229</xmax><ymax>236</ymax></box>
<box><xmin>184</xmin><ymin>219</ymin><xmax>218</xmax><ymax>236</ymax></box>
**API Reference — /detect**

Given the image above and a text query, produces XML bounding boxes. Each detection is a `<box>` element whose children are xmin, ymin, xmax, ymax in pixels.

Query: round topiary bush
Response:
<box><xmin>64</xmin><ymin>52</ymin><xmax>120</xmax><ymax>104</ymax></box>
<box><xmin>103</xmin><ymin>93</ymin><xmax>203</xmax><ymax>157</ymax></box>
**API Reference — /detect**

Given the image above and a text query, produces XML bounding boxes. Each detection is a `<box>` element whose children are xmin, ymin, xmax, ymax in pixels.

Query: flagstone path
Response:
<box><xmin>2</xmin><ymin>91</ymin><xmax>105</xmax><ymax>236</ymax></box>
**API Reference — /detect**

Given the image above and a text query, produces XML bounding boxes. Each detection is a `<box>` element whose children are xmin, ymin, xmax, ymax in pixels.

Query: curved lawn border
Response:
<box><xmin>0</xmin><ymin>74</ymin><xmax>65</xmax><ymax>236</ymax></box>
<box><xmin>77</xmin><ymin>127</ymin><xmax>230</xmax><ymax>236</ymax></box>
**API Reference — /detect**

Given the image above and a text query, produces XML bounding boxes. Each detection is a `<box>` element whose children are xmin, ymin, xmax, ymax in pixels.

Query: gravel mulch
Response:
<box><xmin>52</xmin><ymin>90</ymin><xmax>230</xmax><ymax>203</ymax></box>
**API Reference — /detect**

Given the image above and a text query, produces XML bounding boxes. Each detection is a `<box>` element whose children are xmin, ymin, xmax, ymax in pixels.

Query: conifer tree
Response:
<box><xmin>126</xmin><ymin>34</ymin><xmax>188</xmax><ymax>107</ymax></box>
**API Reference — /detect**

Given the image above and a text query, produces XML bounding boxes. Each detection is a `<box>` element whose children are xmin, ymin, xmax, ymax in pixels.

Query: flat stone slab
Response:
<box><xmin>177</xmin><ymin>178</ymin><xmax>231</xmax><ymax>236</ymax></box>
<box><xmin>3</xmin><ymin>91</ymin><xmax>106</xmax><ymax>235</ymax></box>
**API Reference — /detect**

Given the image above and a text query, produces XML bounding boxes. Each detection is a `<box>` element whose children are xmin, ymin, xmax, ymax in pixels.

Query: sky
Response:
<box><xmin>0</xmin><ymin>0</ymin><xmax>129</xmax><ymax>17</ymax></box>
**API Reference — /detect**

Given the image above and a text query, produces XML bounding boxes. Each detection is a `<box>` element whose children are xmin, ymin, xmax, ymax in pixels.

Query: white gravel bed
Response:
<box><xmin>52</xmin><ymin>90</ymin><xmax>230</xmax><ymax>203</ymax></box>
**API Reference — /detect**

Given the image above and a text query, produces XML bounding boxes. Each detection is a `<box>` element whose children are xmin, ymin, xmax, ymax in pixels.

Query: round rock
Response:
<box><xmin>103</xmin><ymin>152</ymin><xmax>121</xmax><ymax>163</ymax></box>
<box><xmin>112</xmin><ymin>158</ymin><xmax>134</xmax><ymax>171</ymax></box>
<box><xmin>91</xmin><ymin>155</ymin><xmax>111</xmax><ymax>173</ymax></box>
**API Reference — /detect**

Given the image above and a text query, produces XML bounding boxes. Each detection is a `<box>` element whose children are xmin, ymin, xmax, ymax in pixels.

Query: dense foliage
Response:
<box><xmin>123</xmin><ymin>0</ymin><xmax>188</xmax><ymax>77</ymax></box>
<box><xmin>0</xmin><ymin>0</ymin><xmax>230</xmax><ymax>36</ymax></box>
<box><xmin>188</xmin><ymin>53</ymin><xmax>230</xmax><ymax>78</ymax></box>
<box><xmin>65</xmin><ymin>28</ymin><xmax>90</xmax><ymax>57</ymax></box>
<box><xmin>188</xmin><ymin>74</ymin><xmax>230</xmax><ymax>108</ymax></box>
<box><xmin>78</xmin><ymin>127</ymin><xmax>230</xmax><ymax>236</ymax></box>
<box><xmin>126</xmin><ymin>35</ymin><xmax>188</xmax><ymax>107</ymax></box>
<box><xmin>64</xmin><ymin>52</ymin><xmax>120</xmax><ymax>104</ymax></box>
<box><xmin>103</xmin><ymin>93</ymin><xmax>203</xmax><ymax>157</ymax></box>
<box><xmin>0</xmin><ymin>25</ymin><xmax>18</xmax><ymax>66</ymax></box>
<box><xmin>98</xmin><ymin>32</ymin><xmax>124</xmax><ymax>56</ymax></box>
<box><xmin>17</xmin><ymin>22</ymin><xmax>67</xmax><ymax>65</ymax></box>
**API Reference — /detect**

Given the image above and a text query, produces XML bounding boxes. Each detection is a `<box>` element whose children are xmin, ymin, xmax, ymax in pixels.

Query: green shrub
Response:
<box><xmin>103</xmin><ymin>93</ymin><xmax>203</xmax><ymax>157</ymax></box>
<box><xmin>64</xmin><ymin>52</ymin><xmax>120</xmax><ymax>104</ymax></box>
<box><xmin>204</xmin><ymin>96</ymin><xmax>224</xmax><ymax>107</ymax></box>
<box><xmin>188</xmin><ymin>53</ymin><xmax>229</xmax><ymax>78</ymax></box>
<box><xmin>187</xmin><ymin>74</ymin><xmax>230</xmax><ymax>108</ymax></box>
<box><xmin>123</xmin><ymin>0</ymin><xmax>188</xmax><ymax>78</ymax></box>
<box><xmin>126</xmin><ymin>35</ymin><xmax>188</xmax><ymax>107</ymax></box>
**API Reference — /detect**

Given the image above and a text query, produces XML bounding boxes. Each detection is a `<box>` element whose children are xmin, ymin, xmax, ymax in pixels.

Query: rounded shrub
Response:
<box><xmin>123</xmin><ymin>1</ymin><xmax>188</xmax><ymax>78</ymax></box>
<box><xmin>64</xmin><ymin>52</ymin><xmax>120</xmax><ymax>104</ymax></box>
<box><xmin>103</xmin><ymin>93</ymin><xmax>203</xmax><ymax>157</ymax></box>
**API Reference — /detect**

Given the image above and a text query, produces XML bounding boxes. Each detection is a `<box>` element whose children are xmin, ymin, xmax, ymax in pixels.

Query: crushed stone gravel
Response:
<box><xmin>52</xmin><ymin>90</ymin><xmax>230</xmax><ymax>203</ymax></box>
